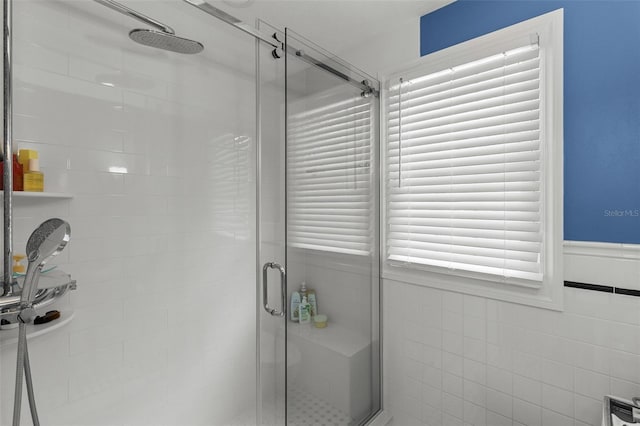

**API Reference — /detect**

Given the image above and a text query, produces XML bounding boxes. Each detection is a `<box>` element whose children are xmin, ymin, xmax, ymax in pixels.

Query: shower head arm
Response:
<box><xmin>93</xmin><ymin>0</ymin><xmax>175</xmax><ymax>35</ymax></box>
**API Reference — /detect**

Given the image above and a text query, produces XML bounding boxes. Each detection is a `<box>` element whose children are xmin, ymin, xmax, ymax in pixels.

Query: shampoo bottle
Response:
<box><xmin>23</xmin><ymin>158</ymin><xmax>43</xmax><ymax>192</ymax></box>
<box><xmin>307</xmin><ymin>289</ymin><xmax>318</xmax><ymax>317</ymax></box>
<box><xmin>18</xmin><ymin>149</ymin><xmax>38</xmax><ymax>173</ymax></box>
<box><xmin>12</xmin><ymin>254</ymin><xmax>26</xmax><ymax>274</ymax></box>
<box><xmin>298</xmin><ymin>296</ymin><xmax>311</xmax><ymax>324</ymax></box>
<box><xmin>0</xmin><ymin>154</ymin><xmax>23</xmax><ymax>191</ymax></box>
<box><xmin>299</xmin><ymin>281</ymin><xmax>307</xmax><ymax>299</ymax></box>
<box><xmin>290</xmin><ymin>291</ymin><xmax>301</xmax><ymax>322</ymax></box>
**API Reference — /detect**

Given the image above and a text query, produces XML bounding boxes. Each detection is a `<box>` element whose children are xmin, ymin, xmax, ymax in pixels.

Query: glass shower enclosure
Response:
<box><xmin>0</xmin><ymin>1</ymin><xmax>380</xmax><ymax>425</ymax></box>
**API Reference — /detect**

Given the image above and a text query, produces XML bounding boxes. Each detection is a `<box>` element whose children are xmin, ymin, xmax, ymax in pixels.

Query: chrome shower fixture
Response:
<box><xmin>12</xmin><ymin>218</ymin><xmax>72</xmax><ymax>426</ymax></box>
<box><xmin>93</xmin><ymin>0</ymin><xmax>204</xmax><ymax>54</ymax></box>
<box><xmin>20</xmin><ymin>218</ymin><xmax>71</xmax><ymax>304</ymax></box>
<box><xmin>129</xmin><ymin>29</ymin><xmax>204</xmax><ymax>54</ymax></box>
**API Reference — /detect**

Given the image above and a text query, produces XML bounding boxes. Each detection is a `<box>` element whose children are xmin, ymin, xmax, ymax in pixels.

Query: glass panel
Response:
<box><xmin>1</xmin><ymin>1</ymin><xmax>260</xmax><ymax>425</ymax></box>
<box><xmin>285</xmin><ymin>28</ymin><xmax>381</xmax><ymax>426</ymax></box>
<box><xmin>257</xmin><ymin>21</ymin><xmax>287</xmax><ymax>426</ymax></box>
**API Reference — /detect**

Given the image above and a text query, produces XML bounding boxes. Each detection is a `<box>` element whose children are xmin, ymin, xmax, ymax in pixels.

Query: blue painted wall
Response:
<box><xmin>420</xmin><ymin>0</ymin><xmax>640</xmax><ymax>244</ymax></box>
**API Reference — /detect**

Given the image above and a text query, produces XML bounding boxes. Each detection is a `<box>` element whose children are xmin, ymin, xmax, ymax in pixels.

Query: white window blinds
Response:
<box><xmin>288</xmin><ymin>93</ymin><xmax>373</xmax><ymax>256</ymax></box>
<box><xmin>386</xmin><ymin>42</ymin><xmax>544</xmax><ymax>284</ymax></box>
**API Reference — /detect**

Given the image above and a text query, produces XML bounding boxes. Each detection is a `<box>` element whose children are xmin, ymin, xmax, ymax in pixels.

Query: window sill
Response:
<box><xmin>382</xmin><ymin>263</ymin><xmax>563</xmax><ymax>311</ymax></box>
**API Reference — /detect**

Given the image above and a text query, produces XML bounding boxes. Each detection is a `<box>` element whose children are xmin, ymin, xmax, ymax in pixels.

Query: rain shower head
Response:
<box><xmin>129</xmin><ymin>29</ymin><xmax>204</xmax><ymax>54</ymax></box>
<box><xmin>94</xmin><ymin>0</ymin><xmax>204</xmax><ymax>54</ymax></box>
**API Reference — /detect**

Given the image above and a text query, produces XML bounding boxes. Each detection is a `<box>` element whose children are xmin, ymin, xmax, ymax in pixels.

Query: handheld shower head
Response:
<box><xmin>20</xmin><ymin>219</ymin><xmax>71</xmax><ymax>305</ymax></box>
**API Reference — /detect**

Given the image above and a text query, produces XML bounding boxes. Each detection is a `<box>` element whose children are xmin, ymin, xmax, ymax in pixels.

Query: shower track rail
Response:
<box><xmin>183</xmin><ymin>0</ymin><xmax>379</xmax><ymax>97</ymax></box>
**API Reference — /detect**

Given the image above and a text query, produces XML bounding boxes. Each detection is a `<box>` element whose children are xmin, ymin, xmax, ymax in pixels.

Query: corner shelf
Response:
<box><xmin>0</xmin><ymin>270</ymin><xmax>76</xmax><ymax>347</ymax></box>
<box><xmin>0</xmin><ymin>309</ymin><xmax>74</xmax><ymax>347</ymax></box>
<box><xmin>2</xmin><ymin>192</ymin><xmax>73</xmax><ymax>199</ymax></box>
<box><xmin>15</xmin><ymin>270</ymin><xmax>73</xmax><ymax>290</ymax></box>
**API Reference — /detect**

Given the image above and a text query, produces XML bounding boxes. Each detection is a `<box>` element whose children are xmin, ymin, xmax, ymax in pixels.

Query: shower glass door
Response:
<box><xmin>256</xmin><ymin>24</ymin><xmax>380</xmax><ymax>426</ymax></box>
<box><xmin>257</xmin><ymin>22</ymin><xmax>287</xmax><ymax>426</ymax></box>
<box><xmin>283</xmin><ymin>29</ymin><xmax>381</xmax><ymax>426</ymax></box>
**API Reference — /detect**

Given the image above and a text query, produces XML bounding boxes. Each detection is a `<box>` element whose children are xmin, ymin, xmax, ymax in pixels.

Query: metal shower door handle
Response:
<box><xmin>262</xmin><ymin>262</ymin><xmax>286</xmax><ymax>317</ymax></box>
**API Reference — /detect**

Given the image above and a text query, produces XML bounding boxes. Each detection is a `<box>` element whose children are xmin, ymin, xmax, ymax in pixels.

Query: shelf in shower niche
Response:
<box><xmin>0</xmin><ymin>309</ymin><xmax>74</xmax><ymax>347</ymax></box>
<box><xmin>3</xmin><ymin>191</ymin><xmax>73</xmax><ymax>199</ymax></box>
<box><xmin>15</xmin><ymin>270</ymin><xmax>73</xmax><ymax>290</ymax></box>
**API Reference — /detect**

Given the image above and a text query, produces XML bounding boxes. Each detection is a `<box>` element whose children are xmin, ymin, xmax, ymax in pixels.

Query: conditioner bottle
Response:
<box><xmin>290</xmin><ymin>291</ymin><xmax>301</xmax><ymax>322</ymax></box>
<box><xmin>24</xmin><ymin>159</ymin><xmax>43</xmax><ymax>192</ymax></box>
<box><xmin>298</xmin><ymin>296</ymin><xmax>311</xmax><ymax>324</ymax></box>
<box><xmin>307</xmin><ymin>289</ymin><xmax>318</xmax><ymax>317</ymax></box>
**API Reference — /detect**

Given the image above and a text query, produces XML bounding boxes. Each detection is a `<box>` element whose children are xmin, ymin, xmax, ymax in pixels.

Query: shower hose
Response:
<box><xmin>12</xmin><ymin>311</ymin><xmax>41</xmax><ymax>426</ymax></box>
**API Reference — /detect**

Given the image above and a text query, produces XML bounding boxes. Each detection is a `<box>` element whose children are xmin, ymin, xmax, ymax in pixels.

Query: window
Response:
<box><xmin>287</xmin><ymin>90</ymin><xmax>375</xmax><ymax>256</ymax></box>
<box><xmin>383</xmin><ymin>10</ymin><xmax>563</xmax><ymax>307</ymax></box>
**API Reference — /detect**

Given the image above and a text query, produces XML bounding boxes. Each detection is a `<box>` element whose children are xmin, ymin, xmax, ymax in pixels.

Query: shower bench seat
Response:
<box><xmin>288</xmin><ymin>322</ymin><xmax>372</xmax><ymax>421</ymax></box>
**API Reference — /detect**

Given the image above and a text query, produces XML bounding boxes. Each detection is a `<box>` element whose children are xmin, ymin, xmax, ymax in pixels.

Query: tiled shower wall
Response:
<box><xmin>0</xmin><ymin>0</ymin><xmax>260</xmax><ymax>424</ymax></box>
<box><xmin>383</xmin><ymin>254</ymin><xmax>640</xmax><ymax>426</ymax></box>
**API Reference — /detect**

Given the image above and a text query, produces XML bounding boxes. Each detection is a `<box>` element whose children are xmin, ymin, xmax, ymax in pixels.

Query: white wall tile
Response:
<box><xmin>541</xmin><ymin>358</ymin><xmax>574</xmax><ymax>391</ymax></box>
<box><xmin>422</xmin><ymin>383</ymin><xmax>442</xmax><ymax>408</ymax></box>
<box><xmin>512</xmin><ymin>398</ymin><xmax>542</xmax><ymax>426</ymax></box>
<box><xmin>464</xmin><ymin>337</ymin><xmax>487</xmax><ymax>363</ymax></box>
<box><xmin>569</xmin><ymin>342</ymin><xmax>610</xmax><ymax>377</ymax></box>
<box><xmin>421</xmin><ymin>402</ymin><xmax>442</xmax><ymax>426</ymax></box>
<box><xmin>444</xmin><ymin>331</ymin><xmax>464</xmax><ymax>355</ymax></box>
<box><xmin>443</xmin><ymin>352</ymin><xmax>464</xmax><ymax>377</ymax></box>
<box><xmin>423</xmin><ymin>365</ymin><xmax>442</xmax><ymax>389</ymax></box>
<box><xmin>442</xmin><ymin>412</ymin><xmax>464</xmax><ymax>426</ymax></box>
<box><xmin>486</xmin><ymin>410</ymin><xmax>511</xmax><ymax>426</ymax></box>
<box><xmin>463</xmin><ymin>295</ymin><xmax>487</xmax><ymax>319</ymax></box>
<box><xmin>513</xmin><ymin>375</ymin><xmax>542</xmax><ymax>406</ymax></box>
<box><xmin>383</xmin><ymin>252</ymin><xmax>640</xmax><ymax>426</ymax></box>
<box><xmin>487</xmin><ymin>344</ymin><xmax>513</xmax><ymax>371</ymax></box>
<box><xmin>608</xmin><ymin>321</ymin><xmax>640</xmax><ymax>354</ymax></box>
<box><xmin>542</xmin><ymin>384</ymin><xmax>574</xmax><ymax>418</ymax></box>
<box><xmin>442</xmin><ymin>392</ymin><xmax>464</xmax><ymax>419</ymax></box>
<box><xmin>573</xmin><ymin>394</ymin><xmax>603</xmax><ymax>426</ymax></box>
<box><xmin>609</xmin><ymin>350</ymin><xmax>640</xmax><ymax>384</ymax></box>
<box><xmin>464</xmin><ymin>316</ymin><xmax>487</xmax><ymax>341</ymax></box>
<box><xmin>487</xmin><ymin>365</ymin><xmax>513</xmax><ymax>394</ymax></box>
<box><xmin>444</xmin><ymin>292</ymin><xmax>464</xmax><ymax>314</ymax></box>
<box><xmin>464</xmin><ymin>358</ymin><xmax>487</xmax><ymax>386</ymax></box>
<box><xmin>424</xmin><ymin>345</ymin><xmax>443</xmax><ymax>369</ymax></box>
<box><xmin>424</xmin><ymin>327</ymin><xmax>444</xmax><ymax>350</ymax></box>
<box><xmin>485</xmin><ymin>388</ymin><xmax>512</xmax><ymax>419</ymax></box>
<box><xmin>611</xmin><ymin>378</ymin><xmax>640</xmax><ymax>399</ymax></box>
<box><xmin>443</xmin><ymin>372</ymin><xmax>464</xmax><ymax>397</ymax></box>
<box><xmin>463</xmin><ymin>380</ymin><xmax>486</xmax><ymax>407</ymax></box>
<box><xmin>542</xmin><ymin>408</ymin><xmax>573</xmax><ymax>426</ymax></box>
<box><xmin>574</xmin><ymin>368</ymin><xmax>610</xmax><ymax>400</ymax></box>
<box><xmin>512</xmin><ymin>352</ymin><xmax>542</xmax><ymax>381</ymax></box>
<box><xmin>463</xmin><ymin>400</ymin><xmax>486</xmax><ymax>426</ymax></box>
<box><xmin>444</xmin><ymin>311</ymin><xmax>464</xmax><ymax>335</ymax></box>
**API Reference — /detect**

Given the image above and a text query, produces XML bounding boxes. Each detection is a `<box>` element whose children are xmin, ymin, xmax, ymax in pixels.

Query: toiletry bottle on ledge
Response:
<box><xmin>299</xmin><ymin>281</ymin><xmax>307</xmax><ymax>299</ymax></box>
<box><xmin>18</xmin><ymin>149</ymin><xmax>38</xmax><ymax>174</ymax></box>
<box><xmin>307</xmin><ymin>288</ymin><xmax>317</xmax><ymax>317</ymax></box>
<box><xmin>24</xmin><ymin>158</ymin><xmax>43</xmax><ymax>192</ymax></box>
<box><xmin>290</xmin><ymin>291</ymin><xmax>301</xmax><ymax>322</ymax></box>
<box><xmin>12</xmin><ymin>254</ymin><xmax>26</xmax><ymax>274</ymax></box>
<box><xmin>299</xmin><ymin>296</ymin><xmax>311</xmax><ymax>324</ymax></box>
<box><xmin>0</xmin><ymin>153</ymin><xmax>23</xmax><ymax>191</ymax></box>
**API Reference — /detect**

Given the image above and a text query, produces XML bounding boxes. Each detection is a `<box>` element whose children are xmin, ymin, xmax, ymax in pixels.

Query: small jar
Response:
<box><xmin>313</xmin><ymin>314</ymin><xmax>327</xmax><ymax>328</ymax></box>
